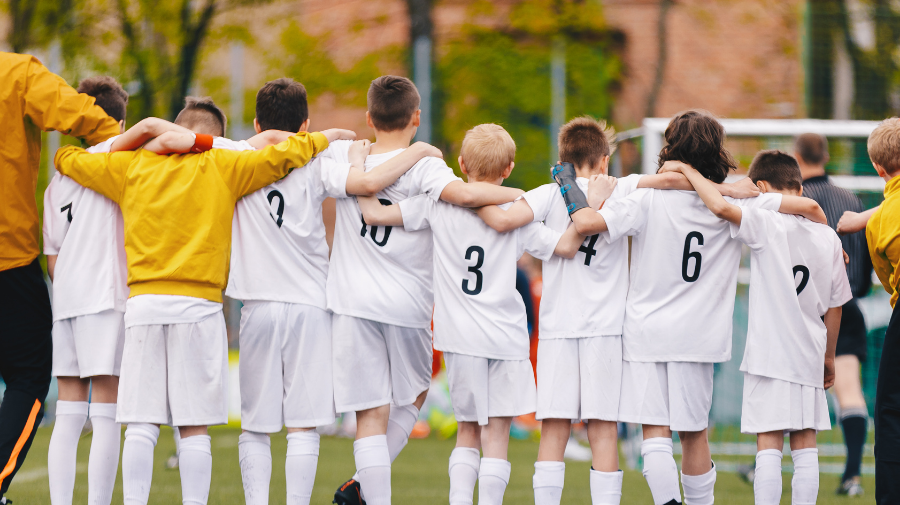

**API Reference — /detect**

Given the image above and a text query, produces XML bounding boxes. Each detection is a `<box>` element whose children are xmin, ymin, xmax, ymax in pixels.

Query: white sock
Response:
<box><xmin>48</xmin><ymin>400</ymin><xmax>89</xmax><ymax>505</ymax></box>
<box><xmin>681</xmin><ymin>462</ymin><xmax>716</xmax><ymax>505</ymax></box>
<box><xmin>354</xmin><ymin>435</ymin><xmax>391</xmax><ymax>505</ymax></box>
<box><xmin>590</xmin><ymin>469</ymin><xmax>624</xmax><ymax>505</ymax></box>
<box><xmin>753</xmin><ymin>449</ymin><xmax>783</xmax><ymax>505</ymax></box>
<box><xmin>791</xmin><ymin>448</ymin><xmax>819</xmax><ymax>505</ymax></box>
<box><xmin>448</xmin><ymin>447</ymin><xmax>480</xmax><ymax>505</ymax></box>
<box><xmin>478</xmin><ymin>458</ymin><xmax>511</xmax><ymax>505</ymax></box>
<box><xmin>641</xmin><ymin>438</ymin><xmax>682</xmax><ymax>505</ymax></box>
<box><xmin>87</xmin><ymin>403</ymin><xmax>120</xmax><ymax>505</ymax></box>
<box><xmin>286</xmin><ymin>431</ymin><xmax>320</xmax><ymax>505</ymax></box>
<box><xmin>533</xmin><ymin>461</ymin><xmax>565</xmax><ymax>505</ymax></box>
<box><xmin>387</xmin><ymin>403</ymin><xmax>419</xmax><ymax>461</ymax></box>
<box><xmin>122</xmin><ymin>423</ymin><xmax>159</xmax><ymax>505</ymax></box>
<box><xmin>238</xmin><ymin>432</ymin><xmax>271</xmax><ymax>505</ymax></box>
<box><xmin>179</xmin><ymin>435</ymin><xmax>212</xmax><ymax>505</ymax></box>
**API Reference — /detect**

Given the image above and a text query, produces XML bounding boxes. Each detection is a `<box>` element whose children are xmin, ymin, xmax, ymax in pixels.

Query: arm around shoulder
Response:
<box><xmin>53</xmin><ymin>145</ymin><xmax>126</xmax><ymax>203</ymax></box>
<box><xmin>476</xmin><ymin>199</ymin><xmax>535</xmax><ymax>233</ymax></box>
<box><xmin>779</xmin><ymin>196</ymin><xmax>827</xmax><ymax>225</ymax></box>
<box><xmin>439</xmin><ymin>181</ymin><xmax>524</xmax><ymax>208</ymax></box>
<box><xmin>358</xmin><ymin>195</ymin><xmax>404</xmax><ymax>227</ymax></box>
<box><xmin>553</xmin><ymin>224</ymin><xmax>584</xmax><ymax>259</ymax></box>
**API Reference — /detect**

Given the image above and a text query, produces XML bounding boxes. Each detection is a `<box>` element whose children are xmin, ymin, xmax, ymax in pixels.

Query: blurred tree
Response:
<box><xmin>4</xmin><ymin>0</ymin><xmax>93</xmax><ymax>61</ymax></box>
<box><xmin>439</xmin><ymin>0</ymin><xmax>622</xmax><ymax>190</ymax></box>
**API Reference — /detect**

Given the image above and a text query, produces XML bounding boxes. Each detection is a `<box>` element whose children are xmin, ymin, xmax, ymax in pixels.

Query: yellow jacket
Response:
<box><xmin>53</xmin><ymin>132</ymin><xmax>329</xmax><ymax>302</ymax></box>
<box><xmin>0</xmin><ymin>52</ymin><xmax>121</xmax><ymax>272</ymax></box>
<box><xmin>867</xmin><ymin>175</ymin><xmax>900</xmax><ymax>308</ymax></box>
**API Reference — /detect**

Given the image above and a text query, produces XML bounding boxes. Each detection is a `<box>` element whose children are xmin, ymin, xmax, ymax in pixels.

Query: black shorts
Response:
<box><xmin>836</xmin><ymin>298</ymin><xmax>867</xmax><ymax>361</ymax></box>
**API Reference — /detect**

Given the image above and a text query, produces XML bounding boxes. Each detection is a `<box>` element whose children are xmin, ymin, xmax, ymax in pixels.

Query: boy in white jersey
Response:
<box><xmin>553</xmin><ymin>110</ymin><xmax>827</xmax><ymax>505</ymax></box>
<box><xmin>324</xmin><ymin>77</ymin><xmax>526</xmax><ymax>505</ymax></box>
<box><xmin>357</xmin><ymin>124</ymin><xmax>583</xmax><ymax>505</ymax></box>
<box><xmin>475</xmin><ymin>117</ymin><xmax>761</xmax><ymax>505</ymax></box>
<box><xmin>205</xmin><ymin>78</ymin><xmax>443</xmax><ymax>505</ymax></box>
<box><xmin>663</xmin><ymin>151</ymin><xmax>850</xmax><ymax>505</ymax></box>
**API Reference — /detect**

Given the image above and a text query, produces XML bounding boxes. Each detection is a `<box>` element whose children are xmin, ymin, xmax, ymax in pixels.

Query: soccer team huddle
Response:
<box><xmin>43</xmin><ymin>69</ymin><xmax>875</xmax><ymax>505</ymax></box>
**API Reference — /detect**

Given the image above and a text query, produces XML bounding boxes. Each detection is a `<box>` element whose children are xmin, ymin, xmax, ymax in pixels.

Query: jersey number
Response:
<box><xmin>579</xmin><ymin>234</ymin><xmax>600</xmax><ymax>266</ymax></box>
<box><xmin>681</xmin><ymin>231</ymin><xmax>704</xmax><ymax>282</ymax></box>
<box><xmin>61</xmin><ymin>203</ymin><xmax>73</xmax><ymax>223</ymax></box>
<box><xmin>793</xmin><ymin>265</ymin><xmax>810</xmax><ymax>295</ymax></box>
<box><xmin>462</xmin><ymin>245</ymin><xmax>485</xmax><ymax>295</ymax></box>
<box><xmin>267</xmin><ymin>190</ymin><xmax>284</xmax><ymax>228</ymax></box>
<box><xmin>360</xmin><ymin>198</ymin><xmax>393</xmax><ymax>247</ymax></box>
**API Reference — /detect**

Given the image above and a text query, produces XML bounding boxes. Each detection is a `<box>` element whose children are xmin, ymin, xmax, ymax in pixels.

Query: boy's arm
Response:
<box><xmin>778</xmin><ymin>196</ymin><xmax>827</xmax><ymax>224</ymax></box>
<box><xmin>46</xmin><ymin>255</ymin><xmax>57</xmax><ymax>282</ymax></box>
<box><xmin>357</xmin><ymin>195</ymin><xmax>404</xmax><ymax>227</ymax></box>
<box><xmin>246</xmin><ymin>130</ymin><xmax>295</xmax><ymax>150</ymax></box>
<box><xmin>553</xmin><ymin>224</ymin><xmax>585</xmax><ymax>259</ymax></box>
<box><xmin>439</xmin><ymin>181</ymin><xmax>524</xmax><ymax>208</ymax></box>
<box><xmin>476</xmin><ymin>199</ymin><xmax>535</xmax><ymax>233</ymax></box>
<box><xmin>567</xmin><ymin>175</ymin><xmax>618</xmax><ymax>236</ymax></box>
<box><xmin>837</xmin><ymin>206</ymin><xmax>879</xmax><ymax>235</ymax></box>
<box><xmin>109</xmin><ymin>118</ymin><xmax>192</xmax><ymax>152</ymax></box>
<box><xmin>53</xmin><ymin>146</ymin><xmax>129</xmax><ymax>203</ymax></box>
<box><xmin>823</xmin><ymin>306</ymin><xmax>842</xmax><ymax>389</ymax></box>
<box><xmin>141</xmin><ymin>131</ymin><xmax>198</xmax><ymax>154</ymax></box>
<box><xmin>654</xmin><ymin>161</ymin><xmax>761</xmax><ymax>198</ymax></box>
<box><xmin>669</xmin><ymin>164</ymin><xmax>742</xmax><ymax>225</ymax></box>
<box><xmin>345</xmin><ymin>142</ymin><xmax>444</xmax><ymax>196</ymax></box>
<box><xmin>570</xmin><ymin>208</ymin><xmax>610</xmax><ymax>236</ymax></box>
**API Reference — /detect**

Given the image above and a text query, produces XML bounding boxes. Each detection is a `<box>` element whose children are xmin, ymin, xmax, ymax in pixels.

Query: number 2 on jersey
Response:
<box><xmin>681</xmin><ymin>231</ymin><xmax>704</xmax><ymax>282</ymax></box>
<box><xmin>359</xmin><ymin>198</ymin><xmax>393</xmax><ymax>247</ymax></box>
<box><xmin>793</xmin><ymin>265</ymin><xmax>809</xmax><ymax>295</ymax></box>
<box><xmin>462</xmin><ymin>245</ymin><xmax>485</xmax><ymax>295</ymax></box>
<box><xmin>267</xmin><ymin>190</ymin><xmax>284</xmax><ymax>228</ymax></box>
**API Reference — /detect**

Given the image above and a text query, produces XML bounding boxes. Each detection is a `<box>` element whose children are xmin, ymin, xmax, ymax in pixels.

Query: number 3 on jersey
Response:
<box><xmin>462</xmin><ymin>245</ymin><xmax>484</xmax><ymax>295</ymax></box>
<box><xmin>681</xmin><ymin>231</ymin><xmax>704</xmax><ymax>282</ymax></box>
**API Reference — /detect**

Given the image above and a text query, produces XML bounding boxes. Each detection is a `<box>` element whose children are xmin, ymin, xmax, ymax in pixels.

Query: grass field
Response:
<box><xmin>7</xmin><ymin>426</ymin><xmax>875</xmax><ymax>504</ymax></box>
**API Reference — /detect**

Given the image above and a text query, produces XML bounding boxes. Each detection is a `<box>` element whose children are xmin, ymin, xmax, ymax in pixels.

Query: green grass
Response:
<box><xmin>7</xmin><ymin>426</ymin><xmax>875</xmax><ymax>504</ymax></box>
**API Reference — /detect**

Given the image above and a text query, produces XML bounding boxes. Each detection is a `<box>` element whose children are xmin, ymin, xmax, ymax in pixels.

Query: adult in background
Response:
<box><xmin>0</xmin><ymin>52</ymin><xmax>120</xmax><ymax>503</ymax></box>
<box><xmin>795</xmin><ymin>132</ymin><xmax>873</xmax><ymax>496</ymax></box>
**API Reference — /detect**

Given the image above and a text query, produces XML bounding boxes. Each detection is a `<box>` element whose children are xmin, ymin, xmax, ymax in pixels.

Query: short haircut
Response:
<box><xmin>868</xmin><ymin>117</ymin><xmax>900</xmax><ymax>175</ymax></box>
<box><xmin>367</xmin><ymin>75</ymin><xmax>420</xmax><ymax>132</ymax></box>
<box><xmin>658</xmin><ymin>109</ymin><xmax>737</xmax><ymax>183</ymax></box>
<box><xmin>794</xmin><ymin>133</ymin><xmax>829</xmax><ymax>165</ymax></box>
<box><xmin>460</xmin><ymin>124</ymin><xmax>516</xmax><ymax>180</ymax></box>
<box><xmin>558</xmin><ymin>116</ymin><xmax>615</xmax><ymax>168</ymax></box>
<box><xmin>747</xmin><ymin>149</ymin><xmax>803</xmax><ymax>192</ymax></box>
<box><xmin>77</xmin><ymin>76</ymin><xmax>128</xmax><ymax>122</ymax></box>
<box><xmin>256</xmin><ymin>78</ymin><xmax>309</xmax><ymax>133</ymax></box>
<box><xmin>174</xmin><ymin>96</ymin><xmax>227</xmax><ymax>137</ymax></box>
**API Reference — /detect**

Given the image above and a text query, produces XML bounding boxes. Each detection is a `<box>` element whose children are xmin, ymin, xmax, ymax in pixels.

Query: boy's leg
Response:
<box><xmin>286</xmin><ymin>429</ymin><xmax>320</xmax><ymax>505</ymax></box>
<box><xmin>876</xmin><ymin>302</ymin><xmax>900</xmax><ymax>503</ymax></box>
<box><xmin>177</xmin><ymin>426</ymin><xmax>212</xmax><ymax>505</ymax></box>
<box><xmin>479</xmin><ymin>417</ymin><xmax>513</xmax><ymax>505</ymax></box>
<box><xmin>754</xmin><ymin>432</ymin><xmax>784</xmax><ymax>505</ymax></box>
<box><xmin>87</xmin><ymin>376</ymin><xmax>120</xmax><ymax>505</ymax></box>
<box><xmin>238</xmin><ymin>431</ymin><xmax>272</xmax><ymax>505</ymax></box>
<box><xmin>48</xmin><ymin>377</ymin><xmax>90</xmax><ymax>505</ymax></box>
<box><xmin>671</xmin><ymin>362</ymin><xmax>715</xmax><ymax>505</ymax></box>
<box><xmin>587</xmin><ymin>420</ymin><xmax>623</xmax><ymax>505</ymax></box>
<box><xmin>834</xmin><ymin>354</ymin><xmax>868</xmax><ymax>488</ymax></box>
<box><xmin>535</xmin><ymin>419</ymin><xmax>569</xmax><ymax>505</ymax></box>
<box><xmin>449</xmin><ymin>422</ymin><xmax>481</xmax><ymax>505</ymax></box>
<box><xmin>789</xmin><ymin>430</ymin><xmax>818</xmax><ymax>505</ymax></box>
<box><xmin>641</xmin><ymin>426</ymin><xmax>681</xmax><ymax>505</ymax></box>
<box><xmin>122</xmin><ymin>423</ymin><xmax>160</xmax><ymax>505</ymax></box>
<box><xmin>353</xmin><ymin>406</ymin><xmax>391</xmax><ymax>505</ymax></box>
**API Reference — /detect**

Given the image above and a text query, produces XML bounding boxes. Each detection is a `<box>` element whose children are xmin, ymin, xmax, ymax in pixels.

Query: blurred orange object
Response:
<box><xmin>410</xmin><ymin>419</ymin><xmax>431</xmax><ymax>439</ymax></box>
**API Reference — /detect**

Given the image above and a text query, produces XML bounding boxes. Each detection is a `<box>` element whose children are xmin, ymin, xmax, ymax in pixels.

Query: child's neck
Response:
<box><xmin>574</xmin><ymin>162</ymin><xmax>605</xmax><ymax>178</ymax></box>
<box><xmin>370</xmin><ymin>129</ymin><xmax>416</xmax><ymax>155</ymax></box>
<box><xmin>467</xmin><ymin>175</ymin><xmax>504</xmax><ymax>186</ymax></box>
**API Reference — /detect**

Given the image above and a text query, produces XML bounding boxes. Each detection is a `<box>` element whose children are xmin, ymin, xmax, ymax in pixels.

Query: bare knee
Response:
<box><xmin>413</xmin><ymin>389</ymin><xmax>428</xmax><ymax>410</ymax></box>
<box><xmin>643</xmin><ymin>424</ymin><xmax>672</xmax><ymax>440</ymax></box>
<box><xmin>56</xmin><ymin>376</ymin><xmax>90</xmax><ymax>402</ymax></box>
<box><xmin>356</xmin><ymin>404</ymin><xmax>391</xmax><ymax>439</ymax></box>
<box><xmin>89</xmin><ymin>375</ymin><xmax>119</xmax><ymax>403</ymax></box>
<box><xmin>178</xmin><ymin>425</ymin><xmax>209</xmax><ymax>438</ymax></box>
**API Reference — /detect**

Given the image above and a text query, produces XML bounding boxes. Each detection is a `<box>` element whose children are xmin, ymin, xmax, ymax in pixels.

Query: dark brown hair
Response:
<box><xmin>77</xmin><ymin>76</ymin><xmax>128</xmax><ymax>122</ymax></box>
<box><xmin>174</xmin><ymin>96</ymin><xmax>227</xmax><ymax>137</ymax></box>
<box><xmin>367</xmin><ymin>75</ymin><xmax>420</xmax><ymax>132</ymax></box>
<box><xmin>256</xmin><ymin>78</ymin><xmax>308</xmax><ymax>133</ymax></box>
<box><xmin>748</xmin><ymin>150</ymin><xmax>803</xmax><ymax>192</ymax></box>
<box><xmin>658</xmin><ymin>109</ymin><xmax>736</xmax><ymax>183</ymax></box>
<box><xmin>558</xmin><ymin>116</ymin><xmax>615</xmax><ymax>168</ymax></box>
<box><xmin>794</xmin><ymin>133</ymin><xmax>829</xmax><ymax>165</ymax></box>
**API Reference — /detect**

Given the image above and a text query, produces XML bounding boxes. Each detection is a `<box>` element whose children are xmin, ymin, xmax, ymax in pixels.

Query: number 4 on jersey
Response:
<box><xmin>578</xmin><ymin>234</ymin><xmax>599</xmax><ymax>266</ymax></box>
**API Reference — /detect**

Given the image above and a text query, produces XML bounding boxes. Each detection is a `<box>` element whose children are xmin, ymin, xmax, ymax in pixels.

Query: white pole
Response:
<box><xmin>47</xmin><ymin>40</ymin><xmax>61</xmax><ymax>178</ymax></box>
<box><xmin>413</xmin><ymin>35</ymin><xmax>432</xmax><ymax>143</ymax></box>
<box><xmin>641</xmin><ymin>118</ymin><xmax>662</xmax><ymax>174</ymax></box>
<box><xmin>230</xmin><ymin>42</ymin><xmax>246</xmax><ymax>139</ymax></box>
<box><xmin>550</xmin><ymin>37</ymin><xmax>566</xmax><ymax>168</ymax></box>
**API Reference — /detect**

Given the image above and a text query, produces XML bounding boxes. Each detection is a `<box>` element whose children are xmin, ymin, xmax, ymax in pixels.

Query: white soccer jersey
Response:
<box><xmin>43</xmin><ymin>136</ymin><xmax>128</xmax><ymax>321</ymax></box>
<box><xmin>400</xmin><ymin>196</ymin><xmax>562</xmax><ymax>360</ymax></box>
<box><xmin>523</xmin><ymin>174</ymin><xmax>643</xmax><ymax>338</ymax></box>
<box><xmin>598</xmin><ymin>190</ymin><xmax>783</xmax><ymax>362</ymax></box>
<box><xmin>323</xmin><ymin>142</ymin><xmax>461</xmax><ymax>328</ymax></box>
<box><xmin>222</xmin><ymin>139</ymin><xmax>351</xmax><ymax>307</ymax></box>
<box><xmin>734</xmin><ymin>208</ymin><xmax>852</xmax><ymax>387</ymax></box>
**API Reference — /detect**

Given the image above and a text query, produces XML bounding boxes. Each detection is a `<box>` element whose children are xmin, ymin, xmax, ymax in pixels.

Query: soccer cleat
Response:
<box><xmin>836</xmin><ymin>476</ymin><xmax>864</xmax><ymax>496</ymax></box>
<box><xmin>0</xmin><ymin>497</ymin><xmax>13</xmax><ymax>504</ymax></box>
<box><xmin>333</xmin><ymin>479</ymin><xmax>367</xmax><ymax>505</ymax></box>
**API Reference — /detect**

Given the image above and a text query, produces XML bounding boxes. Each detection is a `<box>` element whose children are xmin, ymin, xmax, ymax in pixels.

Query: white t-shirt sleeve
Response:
<box><xmin>617</xmin><ymin>174</ymin><xmax>644</xmax><ymax>196</ymax></box>
<box><xmin>42</xmin><ymin>175</ymin><xmax>67</xmax><ymax>255</ymax></box>
<box><xmin>729</xmin><ymin>192</ymin><xmax>783</xmax><ymax>211</ymax></box>
<box><xmin>518</xmin><ymin>222</ymin><xmax>562</xmax><ymax>261</ymax></box>
<box><xmin>318</xmin><ymin>157</ymin><xmax>351</xmax><ymax>199</ymax></box>
<box><xmin>408</xmin><ymin>158</ymin><xmax>462</xmax><ymax>201</ymax></box>
<box><xmin>730</xmin><ymin>207</ymin><xmax>771</xmax><ymax>251</ymax></box>
<box><xmin>399</xmin><ymin>194</ymin><xmax>435</xmax><ymax>232</ymax></box>
<box><xmin>830</xmin><ymin>234</ymin><xmax>854</xmax><ymax>308</ymax></box>
<box><xmin>521</xmin><ymin>185</ymin><xmax>555</xmax><ymax>223</ymax></box>
<box><xmin>212</xmin><ymin>137</ymin><xmax>255</xmax><ymax>151</ymax></box>
<box><xmin>597</xmin><ymin>189</ymin><xmax>651</xmax><ymax>242</ymax></box>
<box><xmin>318</xmin><ymin>140</ymin><xmax>352</xmax><ymax>164</ymax></box>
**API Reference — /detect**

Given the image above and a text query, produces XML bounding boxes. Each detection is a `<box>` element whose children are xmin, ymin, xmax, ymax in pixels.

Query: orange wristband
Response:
<box><xmin>191</xmin><ymin>133</ymin><xmax>214</xmax><ymax>153</ymax></box>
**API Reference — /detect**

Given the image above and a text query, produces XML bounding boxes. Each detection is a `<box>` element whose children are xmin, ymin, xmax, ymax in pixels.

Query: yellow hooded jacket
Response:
<box><xmin>868</xmin><ymin>175</ymin><xmax>900</xmax><ymax>308</ymax></box>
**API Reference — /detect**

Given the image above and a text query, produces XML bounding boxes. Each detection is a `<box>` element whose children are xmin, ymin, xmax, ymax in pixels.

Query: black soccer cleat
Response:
<box><xmin>0</xmin><ymin>497</ymin><xmax>13</xmax><ymax>504</ymax></box>
<box><xmin>333</xmin><ymin>478</ymin><xmax>366</xmax><ymax>505</ymax></box>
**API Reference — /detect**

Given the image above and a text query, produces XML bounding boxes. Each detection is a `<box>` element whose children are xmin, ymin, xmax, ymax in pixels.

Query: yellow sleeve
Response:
<box><xmin>23</xmin><ymin>56</ymin><xmax>121</xmax><ymax>145</ymax></box>
<box><xmin>54</xmin><ymin>145</ymin><xmax>130</xmax><ymax>203</ymax></box>
<box><xmin>213</xmin><ymin>131</ymin><xmax>330</xmax><ymax>198</ymax></box>
<box><xmin>868</xmin><ymin>215</ymin><xmax>896</xmax><ymax>296</ymax></box>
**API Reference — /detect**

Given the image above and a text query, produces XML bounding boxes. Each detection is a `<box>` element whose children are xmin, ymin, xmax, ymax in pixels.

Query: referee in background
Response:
<box><xmin>0</xmin><ymin>52</ymin><xmax>120</xmax><ymax>503</ymax></box>
<box><xmin>796</xmin><ymin>132</ymin><xmax>873</xmax><ymax>496</ymax></box>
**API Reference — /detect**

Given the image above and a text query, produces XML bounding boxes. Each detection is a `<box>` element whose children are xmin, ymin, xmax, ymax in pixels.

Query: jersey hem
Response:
<box><xmin>435</xmin><ymin>347</ymin><xmax>529</xmax><ymax>362</ymax></box>
<box><xmin>739</xmin><ymin>366</ymin><xmax>823</xmax><ymax>389</ymax></box>
<box><xmin>328</xmin><ymin>306</ymin><xmax>431</xmax><ymax>329</ymax></box>
<box><xmin>225</xmin><ymin>292</ymin><xmax>327</xmax><ymax>310</ymax></box>
<box><xmin>129</xmin><ymin>281</ymin><xmax>223</xmax><ymax>303</ymax></box>
<box><xmin>539</xmin><ymin>331</ymin><xmax>623</xmax><ymax>339</ymax></box>
<box><xmin>622</xmin><ymin>352</ymin><xmax>730</xmax><ymax>363</ymax></box>
<box><xmin>52</xmin><ymin>303</ymin><xmax>123</xmax><ymax>322</ymax></box>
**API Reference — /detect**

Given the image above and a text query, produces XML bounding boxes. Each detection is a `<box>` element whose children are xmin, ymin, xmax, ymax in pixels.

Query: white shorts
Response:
<box><xmin>239</xmin><ymin>301</ymin><xmax>336</xmax><ymax>432</ymax></box>
<box><xmin>536</xmin><ymin>336</ymin><xmax>622</xmax><ymax>422</ymax></box>
<box><xmin>52</xmin><ymin>310</ymin><xmax>125</xmax><ymax>378</ymax></box>
<box><xmin>444</xmin><ymin>352</ymin><xmax>536</xmax><ymax>426</ymax></box>
<box><xmin>741</xmin><ymin>373</ymin><xmax>831</xmax><ymax>434</ymax></box>
<box><xmin>332</xmin><ymin>314</ymin><xmax>432</xmax><ymax>413</ymax></box>
<box><xmin>619</xmin><ymin>360</ymin><xmax>714</xmax><ymax>432</ymax></box>
<box><xmin>116</xmin><ymin>313</ymin><xmax>229</xmax><ymax>426</ymax></box>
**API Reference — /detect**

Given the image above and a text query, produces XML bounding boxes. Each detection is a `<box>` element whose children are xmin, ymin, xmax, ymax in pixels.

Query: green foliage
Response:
<box><xmin>438</xmin><ymin>0</ymin><xmax>621</xmax><ymax>190</ymax></box>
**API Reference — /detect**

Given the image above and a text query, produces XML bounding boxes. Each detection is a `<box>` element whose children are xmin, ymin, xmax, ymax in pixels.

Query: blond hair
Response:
<box><xmin>460</xmin><ymin>124</ymin><xmax>516</xmax><ymax>180</ymax></box>
<box><xmin>868</xmin><ymin>117</ymin><xmax>900</xmax><ymax>175</ymax></box>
